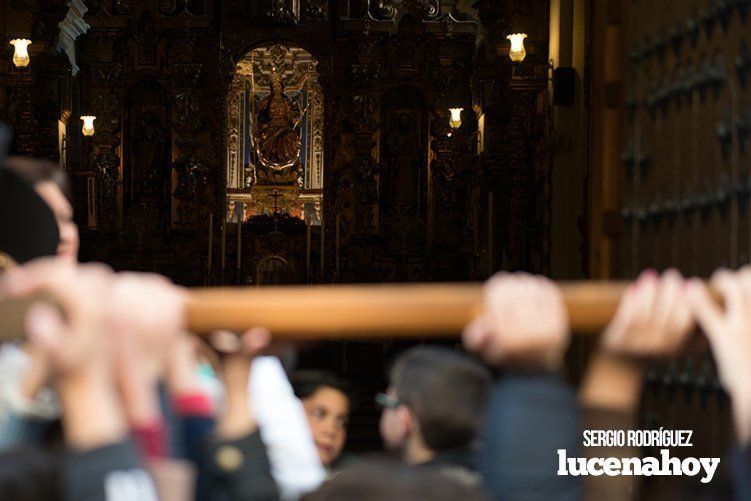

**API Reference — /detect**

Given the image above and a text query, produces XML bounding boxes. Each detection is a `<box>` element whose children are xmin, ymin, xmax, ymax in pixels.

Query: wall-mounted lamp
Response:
<box><xmin>9</xmin><ymin>39</ymin><xmax>31</xmax><ymax>68</ymax></box>
<box><xmin>507</xmin><ymin>33</ymin><xmax>527</xmax><ymax>62</ymax></box>
<box><xmin>80</xmin><ymin>116</ymin><xmax>96</xmax><ymax>136</ymax></box>
<box><xmin>449</xmin><ymin>107</ymin><xmax>463</xmax><ymax>129</ymax></box>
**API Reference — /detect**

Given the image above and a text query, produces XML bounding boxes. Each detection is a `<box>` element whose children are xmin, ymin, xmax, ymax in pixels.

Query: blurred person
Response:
<box><xmin>0</xmin><ymin>446</ymin><xmax>63</xmax><ymax>501</ymax></box>
<box><xmin>4</xmin><ymin>157</ymin><xmax>78</xmax><ymax>263</ymax></box>
<box><xmin>201</xmin><ymin>328</ymin><xmax>280</xmax><ymax>501</ymax></box>
<box><xmin>301</xmin><ymin>459</ymin><xmax>489</xmax><ymax>501</ymax></box>
<box><xmin>248</xmin><ymin>355</ymin><xmax>326</xmax><ymax>499</ymax></box>
<box><xmin>463</xmin><ymin>272</ymin><xmax>581</xmax><ymax>501</ymax></box>
<box><xmin>579</xmin><ymin>269</ymin><xmax>695</xmax><ymax>501</ymax></box>
<box><xmin>0</xmin><ymin>157</ymin><xmax>79</xmax><ymax>451</ymax></box>
<box><xmin>378</xmin><ymin>345</ymin><xmax>491</xmax><ymax>487</ymax></box>
<box><xmin>0</xmin><ymin>261</ymin><xmax>166</xmax><ymax>500</ymax></box>
<box><xmin>291</xmin><ymin>371</ymin><xmax>352</xmax><ymax>473</ymax></box>
<box><xmin>688</xmin><ymin>267</ymin><xmax>751</xmax><ymax>501</ymax></box>
<box><xmin>0</xmin><ymin>259</ymin><xmax>280</xmax><ymax>501</ymax></box>
<box><xmin>0</xmin><ymin>156</ymin><xmax>60</xmax><ymax>268</ymax></box>
<box><xmin>164</xmin><ymin>335</ymin><xmax>220</xmax><ymax>462</ymax></box>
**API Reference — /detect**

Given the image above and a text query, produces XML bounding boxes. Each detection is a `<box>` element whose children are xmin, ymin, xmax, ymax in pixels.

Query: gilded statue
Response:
<box><xmin>255</xmin><ymin>70</ymin><xmax>304</xmax><ymax>170</ymax></box>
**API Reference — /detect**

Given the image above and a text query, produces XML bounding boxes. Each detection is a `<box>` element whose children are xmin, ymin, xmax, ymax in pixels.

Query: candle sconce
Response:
<box><xmin>506</xmin><ymin>33</ymin><xmax>527</xmax><ymax>63</ymax></box>
<box><xmin>9</xmin><ymin>38</ymin><xmax>31</xmax><ymax>68</ymax></box>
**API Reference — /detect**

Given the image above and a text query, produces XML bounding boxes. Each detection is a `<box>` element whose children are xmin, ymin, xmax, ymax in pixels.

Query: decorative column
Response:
<box><xmin>85</xmin><ymin>57</ymin><xmax>123</xmax><ymax>231</ymax></box>
<box><xmin>170</xmin><ymin>60</ymin><xmax>206</xmax><ymax>228</ymax></box>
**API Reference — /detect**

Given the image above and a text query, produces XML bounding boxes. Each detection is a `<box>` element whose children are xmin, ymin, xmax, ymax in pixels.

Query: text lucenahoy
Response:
<box><xmin>556</xmin><ymin>449</ymin><xmax>720</xmax><ymax>484</ymax></box>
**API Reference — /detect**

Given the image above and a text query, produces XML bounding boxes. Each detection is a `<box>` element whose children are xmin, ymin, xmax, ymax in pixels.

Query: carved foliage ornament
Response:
<box><xmin>174</xmin><ymin>154</ymin><xmax>209</xmax><ymax>200</ymax></box>
<box><xmin>373</xmin><ymin>0</ymin><xmax>441</xmax><ymax>20</ymax></box>
<box><xmin>265</xmin><ymin>0</ymin><xmax>299</xmax><ymax>24</ymax></box>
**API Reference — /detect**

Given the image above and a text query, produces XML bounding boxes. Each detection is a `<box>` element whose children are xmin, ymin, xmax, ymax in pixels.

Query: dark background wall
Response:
<box><xmin>1</xmin><ymin>0</ymin><xmax>558</xmax><ymax>453</ymax></box>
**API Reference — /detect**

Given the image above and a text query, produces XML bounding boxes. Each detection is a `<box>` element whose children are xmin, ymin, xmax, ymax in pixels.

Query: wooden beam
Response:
<box><xmin>0</xmin><ymin>281</ymin><xmax>631</xmax><ymax>342</ymax></box>
<box><xmin>187</xmin><ymin>282</ymin><xmax>628</xmax><ymax>336</ymax></box>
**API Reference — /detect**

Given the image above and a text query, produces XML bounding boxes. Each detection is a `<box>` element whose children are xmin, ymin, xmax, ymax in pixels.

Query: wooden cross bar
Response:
<box><xmin>0</xmin><ymin>281</ymin><xmax>631</xmax><ymax>342</ymax></box>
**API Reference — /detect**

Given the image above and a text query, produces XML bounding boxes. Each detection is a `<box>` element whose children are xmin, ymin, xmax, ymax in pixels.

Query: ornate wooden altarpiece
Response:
<box><xmin>2</xmin><ymin>0</ymin><xmax>555</xmax><ymax>450</ymax></box>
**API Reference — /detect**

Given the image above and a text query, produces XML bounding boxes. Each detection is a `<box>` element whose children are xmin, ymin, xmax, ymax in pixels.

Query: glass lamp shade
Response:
<box><xmin>10</xmin><ymin>39</ymin><xmax>31</xmax><ymax>68</ymax></box>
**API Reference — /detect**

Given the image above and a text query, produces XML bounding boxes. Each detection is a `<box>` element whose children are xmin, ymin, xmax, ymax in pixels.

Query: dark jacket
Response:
<box><xmin>64</xmin><ymin>439</ymin><xmax>158</xmax><ymax>501</ymax></box>
<box><xmin>733</xmin><ymin>444</ymin><xmax>751</xmax><ymax>501</ymax></box>
<box><xmin>421</xmin><ymin>447</ymin><xmax>482</xmax><ymax>488</ymax></box>
<box><xmin>200</xmin><ymin>430</ymin><xmax>280</xmax><ymax>501</ymax></box>
<box><xmin>477</xmin><ymin>373</ymin><xmax>582</xmax><ymax>501</ymax></box>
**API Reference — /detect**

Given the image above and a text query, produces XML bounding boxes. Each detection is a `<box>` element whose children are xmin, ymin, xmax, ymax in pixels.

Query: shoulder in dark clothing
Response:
<box><xmin>477</xmin><ymin>372</ymin><xmax>582</xmax><ymax>501</ymax></box>
<box><xmin>200</xmin><ymin>430</ymin><xmax>279</xmax><ymax>501</ymax></box>
<box><xmin>421</xmin><ymin>447</ymin><xmax>482</xmax><ymax>488</ymax></box>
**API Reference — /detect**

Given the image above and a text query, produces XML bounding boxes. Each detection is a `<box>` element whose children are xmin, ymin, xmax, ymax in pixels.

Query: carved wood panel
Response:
<box><xmin>613</xmin><ymin>1</ymin><xmax>751</xmax><ymax>497</ymax></box>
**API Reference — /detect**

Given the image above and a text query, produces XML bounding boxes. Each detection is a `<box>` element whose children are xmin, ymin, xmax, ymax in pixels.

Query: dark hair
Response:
<box><xmin>389</xmin><ymin>346</ymin><xmax>491</xmax><ymax>451</ymax></box>
<box><xmin>291</xmin><ymin>370</ymin><xmax>351</xmax><ymax>403</ymax></box>
<box><xmin>4</xmin><ymin>156</ymin><xmax>72</xmax><ymax>202</ymax></box>
<box><xmin>302</xmin><ymin>459</ymin><xmax>489</xmax><ymax>501</ymax></box>
<box><xmin>0</xmin><ymin>446</ymin><xmax>63</xmax><ymax>501</ymax></box>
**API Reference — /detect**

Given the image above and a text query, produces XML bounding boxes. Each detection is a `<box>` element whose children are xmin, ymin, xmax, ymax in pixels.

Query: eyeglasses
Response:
<box><xmin>375</xmin><ymin>392</ymin><xmax>402</xmax><ymax>410</ymax></box>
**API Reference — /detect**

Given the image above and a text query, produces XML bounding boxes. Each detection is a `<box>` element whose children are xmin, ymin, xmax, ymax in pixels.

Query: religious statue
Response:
<box><xmin>255</xmin><ymin>70</ymin><xmax>304</xmax><ymax>171</ymax></box>
<box><xmin>131</xmin><ymin>111</ymin><xmax>168</xmax><ymax>199</ymax></box>
<box><xmin>383</xmin><ymin>112</ymin><xmax>420</xmax><ymax>209</ymax></box>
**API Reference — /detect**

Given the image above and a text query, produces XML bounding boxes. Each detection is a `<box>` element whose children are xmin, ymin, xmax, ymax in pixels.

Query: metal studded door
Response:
<box><xmin>615</xmin><ymin>2</ymin><xmax>751</xmax><ymax>499</ymax></box>
<box><xmin>622</xmin><ymin>0</ymin><xmax>751</xmax><ymax>277</ymax></box>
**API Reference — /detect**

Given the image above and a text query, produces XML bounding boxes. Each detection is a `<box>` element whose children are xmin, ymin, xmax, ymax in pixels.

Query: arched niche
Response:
<box><xmin>226</xmin><ymin>43</ymin><xmax>324</xmax><ymax>224</ymax></box>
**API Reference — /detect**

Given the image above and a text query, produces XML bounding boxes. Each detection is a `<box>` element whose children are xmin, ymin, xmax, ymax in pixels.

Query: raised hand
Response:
<box><xmin>687</xmin><ymin>268</ymin><xmax>751</xmax><ymax>444</ymax></box>
<box><xmin>581</xmin><ymin>269</ymin><xmax>694</xmax><ymax>415</ymax></box>
<box><xmin>463</xmin><ymin>272</ymin><xmax>569</xmax><ymax>370</ymax></box>
<box><xmin>601</xmin><ymin>269</ymin><xmax>693</xmax><ymax>357</ymax></box>
<box><xmin>209</xmin><ymin>328</ymin><xmax>272</xmax><ymax>439</ymax></box>
<box><xmin>1</xmin><ymin>259</ymin><xmax>114</xmax><ymax>376</ymax></box>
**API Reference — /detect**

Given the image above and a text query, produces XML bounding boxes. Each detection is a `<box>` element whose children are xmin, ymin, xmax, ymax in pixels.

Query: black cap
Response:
<box><xmin>0</xmin><ymin>124</ymin><xmax>60</xmax><ymax>264</ymax></box>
